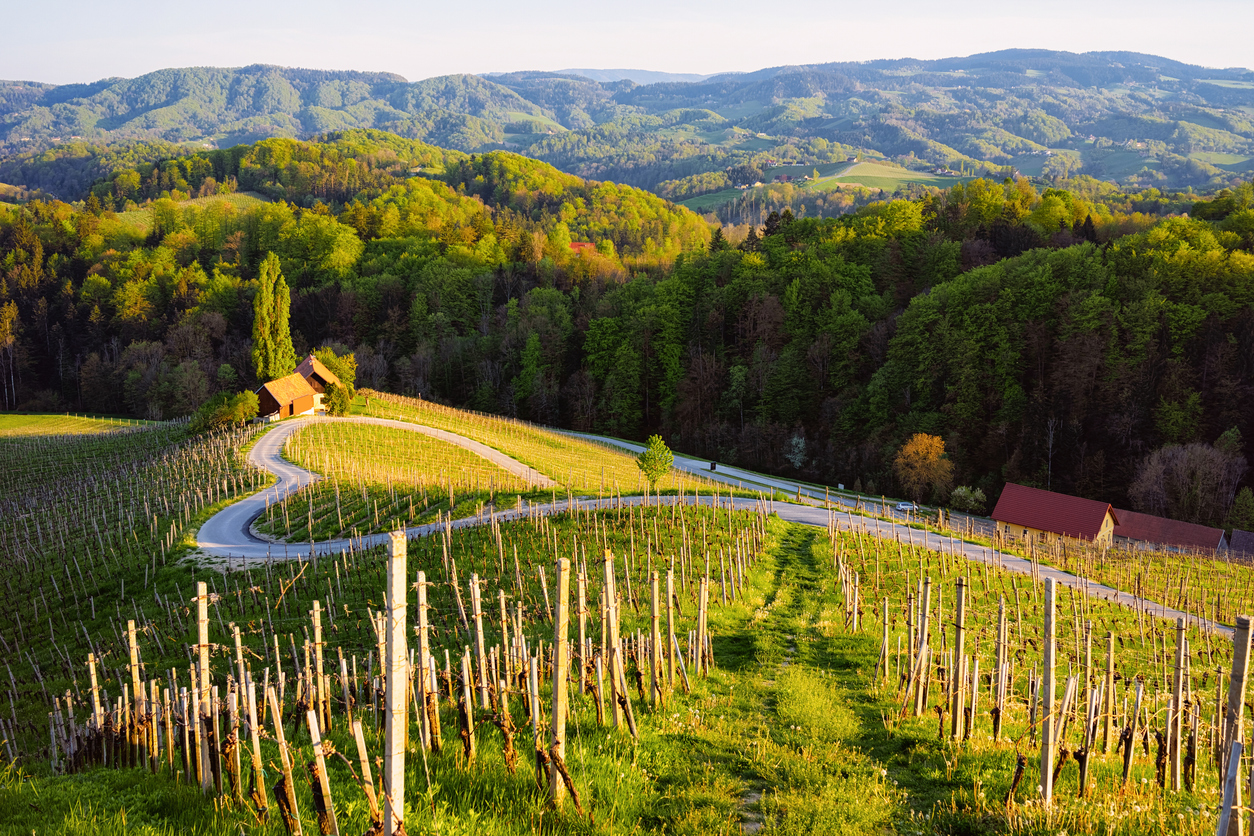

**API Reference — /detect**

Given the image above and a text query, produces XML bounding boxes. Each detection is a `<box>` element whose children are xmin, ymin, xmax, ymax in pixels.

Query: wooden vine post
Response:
<box><xmin>1039</xmin><ymin>577</ymin><xmax>1057</xmax><ymax>807</ymax></box>
<box><xmin>196</xmin><ymin>581</ymin><xmax>213</xmax><ymax>793</ymax></box>
<box><xmin>650</xmin><ymin>570</ymin><xmax>662</xmax><ymax>706</ymax></box>
<box><xmin>383</xmin><ymin>531</ymin><xmax>408</xmax><ymax>836</ymax></box>
<box><xmin>1102</xmin><ymin>631</ymin><xmax>1114</xmax><ymax>753</ymax></box>
<box><xmin>307</xmin><ymin>708</ymin><xmax>339</xmax><ymax>836</ymax></box>
<box><xmin>267</xmin><ymin>685</ymin><xmax>302</xmax><ymax>836</ymax></box>
<box><xmin>1170</xmin><ymin>616</ymin><xmax>1185</xmax><ymax>792</ymax></box>
<box><xmin>549</xmin><ymin>557</ymin><xmax>571</xmax><ymax>806</ymax></box>
<box><xmin>1223</xmin><ymin>615</ymin><xmax>1251</xmax><ymax>836</ymax></box>
<box><xmin>950</xmin><ymin>578</ymin><xmax>966</xmax><ymax>741</ymax></box>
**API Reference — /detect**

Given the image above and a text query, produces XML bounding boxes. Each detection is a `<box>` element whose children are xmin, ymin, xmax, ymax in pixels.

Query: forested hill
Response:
<box><xmin>4</xmin><ymin>50</ymin><xmax>1254</xmax><ymax>202</ymax></box>
<box><xmin>1</xmin><ymin>126</ymin><xmax>1254</xmax><ymax>526</ymax></box>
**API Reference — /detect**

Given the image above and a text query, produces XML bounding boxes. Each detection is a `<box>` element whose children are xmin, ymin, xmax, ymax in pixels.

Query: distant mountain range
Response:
<box><xmin>553</xmin><ymin>69</ymin><xmax>721</xmax><ymax>85</ymax></box>
<box><xmin>3</xmin><ymin>50</ymin><xmax>1253</xmax><ymax>201</ymax></box>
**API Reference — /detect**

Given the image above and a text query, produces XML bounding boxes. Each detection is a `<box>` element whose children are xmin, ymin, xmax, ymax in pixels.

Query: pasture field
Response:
<box><xmin>0</xmin><ymin>413</ymin><xmax>143</xmax><ymax>436</ymax></box>
<box><xmin>1190</xmin><ymin>151</ymin><xmax>1254</xmax><ymax>170</ymax></box>
<box><xmin>677</xmin><ymin>188</ymin><xmax>743</xmax><ymax>213</ymax></box>
<box><xmin>829</xmin><ymin>162</ymin><xmax>965</xmax><ymax>191</ymax></box>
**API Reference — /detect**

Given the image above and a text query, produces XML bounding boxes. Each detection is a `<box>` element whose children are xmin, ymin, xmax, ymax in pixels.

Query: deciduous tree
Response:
<box><xmin>893</xmin><ymin>433</ymin><xmax>954</xmax><ymax>503</ymax></box>
<box><xmin>636</xmin><ymin>434</ymin><xmax>674</xmax><ymax>496</ymax></box>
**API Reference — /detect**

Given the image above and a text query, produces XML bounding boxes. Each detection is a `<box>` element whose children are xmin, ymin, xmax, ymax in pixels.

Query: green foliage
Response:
<box><xmin>1229</xmin><ymin>487</ymin><xmax>1254</xmax><ymax>533</ymax></box>
<box><xmin>635</xmin><ymin>434</ymin><xmax>674</xmax><ymax>491</ymax></box>
<box><xmin>322</xmin><ymin>381</ymin><xmax>352</xmax><ymax>416</ymax></box>
<box><xmin>251</xmin><ymin>253</ymin><xmax>297</xmax><ymax>381</ymax></box>
<box><xmin>189</xmin><ymin>390</ymin><xmax>260</xmax><ymax>433</ymax></box>
<box><xmin>948</xmin><ymin>485</ymin><xmax>988</xmax><ymax>514</ymax></box>
<box><xmin>313</xmin><ymin>347</ymin><xmax>357</xmax><ymax>401</ymax></box>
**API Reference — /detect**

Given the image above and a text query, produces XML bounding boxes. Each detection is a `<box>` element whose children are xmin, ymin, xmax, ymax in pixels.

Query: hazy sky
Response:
<box><xmin>5</xmin><ymin>0</ymin><xmax>1252</xmax><ymax>84</ymax></box>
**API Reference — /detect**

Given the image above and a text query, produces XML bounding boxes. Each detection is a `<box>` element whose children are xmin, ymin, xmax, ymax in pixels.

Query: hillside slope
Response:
<box><xmin>3</xmin><ymin>50</ymin><xmax>1254</xmax><ymax>200</ymax></box>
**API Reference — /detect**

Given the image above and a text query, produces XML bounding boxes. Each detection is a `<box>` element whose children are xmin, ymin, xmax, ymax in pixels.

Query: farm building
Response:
<box><xmin>1112</xmin><ymin>508</ymin><xmax>1227</xmax><ymax>553</ymax></box>
<box><xmin>991</xmin><ymin>483</ymin><xmax>1119</xmax><ymax>546</ymax></box>
<box><xmin>256</xmin><ymin>373</ymin><xmax>316</xmax><ymax>419</ymax></box>
<box><xmin>294</xmin><ymin>353</ymin><xmax>342</xmax><ymax>412</ymax></box>
<box><xmin>1232</xmin><ymin>529</ymin><xmax>1254</xmax><ymax>560</ymax></box>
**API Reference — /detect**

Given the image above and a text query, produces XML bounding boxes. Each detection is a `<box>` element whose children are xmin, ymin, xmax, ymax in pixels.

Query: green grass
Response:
<box><xmin>677</xmin><ymin>188</ymin><xmax>742</xmax><ymax>212</ymax></box>
<box><xmin>115</xmin><ymin>191</ymin><xmax>270</xmax><ymax>231</ymax></box>
<box><xmin>0</xmin><ymin>413</ymin><xmax>143</xmax><ymax>436</ymax></box>
<box><xmin>1200</xmin><ymin>79</ymin><xmax>1254</xmax><ymax>89</ymax></box>
<box><xmin>255</xmin><ymin>420</ymin><xmax>542</xmax><ymax>541</ymax></box>
<box><xmin>829</xmin><ymin>162</ymin><xmax>965</xmax><ymax>191</ymax></box>
<box><xmin>1087</xmin><ymin>149</ymin><xmax>1161</xmax><ymax>179</ymax></box>
<box><xmin>354</xmin><ymin>390</ymin><xmax>720</xmax><ymax>496</ymax></box>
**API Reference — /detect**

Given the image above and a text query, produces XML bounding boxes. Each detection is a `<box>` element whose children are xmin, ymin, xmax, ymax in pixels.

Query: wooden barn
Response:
<box><xmin>1113</xmin><ymin>508</ymin><xmax>1227</xmax><ymax>553</ymax></box>
<box><xmin>256</xmin><ymin>372</ymin><xmax>316</xmax><ymax>419</ymax></box>
<box><xmin>294</xmin><ymin>353</ymin><xmax>342</xmax><ymax>411</ymax></box>
<box><xmin>991</xmin><ymin>483</ymin><xmax>1119</xmax><ymax>547</ymax></box>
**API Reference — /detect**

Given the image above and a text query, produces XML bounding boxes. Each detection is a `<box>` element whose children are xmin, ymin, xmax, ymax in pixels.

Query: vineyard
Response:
<box><xmin>0</xmin><ymin>408</ymin><xmax>1246</xmax><ymax>836</ymax></box>
<box><xmin>0</xmin><ymin>414</ymin><xmax>146</xmax><ymax>437</ymax></box>
<box><xmin>355</xmin><ymin>390</ymin><xmax>717</xmax><ymax>496</ymax></box>
<box><xmin>252</xmin><ymin>421</ymin><xmax>541</xmax><ymax>542</ymax></box>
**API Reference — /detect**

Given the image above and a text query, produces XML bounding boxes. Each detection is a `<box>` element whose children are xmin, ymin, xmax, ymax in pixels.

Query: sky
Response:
<box><xmin>4</xmin><ymin>0</ymin><xmax>1253</xmax><ymax>84</ymax></box>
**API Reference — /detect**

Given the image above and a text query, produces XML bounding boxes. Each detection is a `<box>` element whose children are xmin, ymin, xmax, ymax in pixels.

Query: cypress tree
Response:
<box><xmin>272</xmin><ymin>271</ymin><xmax>297</xmax><ymax>378</ymax></box>
<box><xmin>251</xmin><ymin>253</ymin><xmax>296</xmax><ymax>381</ymax></box>
<box><xmin>251</xmin><ymin>258</ymin><xmax>274</xmax><ymax>381</ymax></box>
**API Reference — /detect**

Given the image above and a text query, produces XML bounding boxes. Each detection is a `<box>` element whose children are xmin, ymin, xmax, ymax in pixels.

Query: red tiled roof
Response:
<box><xmin>1232</xmin><ymin>530</ymin><xmax>1254</xmax><ymax>557</ymax></box>
<box><xmin>569</xmin><ymin>242</ymin><xmax>595</xmax><ymax>253</ymax></box>
<box><xmin>991</xmin><ymin>483</ymin><xmax>1117</xmax><ymax>541</ymax></box>
<box><xmin>295</xmin><ymin>353</ymin><xmax>342</xmax><ymax>388</ymax></box>
<box><xmin>1113</xmin><ymin>508</ymin><xmax>1226</xmax><ymax>551</ymax></box>
<box><xmin>257</xmin><ymin>372</ymin><xmax>315</xmax><ymax>405</ymax></box>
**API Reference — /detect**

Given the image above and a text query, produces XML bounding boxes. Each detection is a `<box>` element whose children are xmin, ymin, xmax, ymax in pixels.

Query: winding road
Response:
<box><xmin>195</xmin><ymin>415</ymin><xmax>1231</xmax><ymax>637</ymax></box>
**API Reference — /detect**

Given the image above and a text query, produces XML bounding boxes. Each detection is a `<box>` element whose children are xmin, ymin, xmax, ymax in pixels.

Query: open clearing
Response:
<box><xmin>828</xmin><ymin>161</ymin><xmax>965</xmax><ymax>191</ymax></box>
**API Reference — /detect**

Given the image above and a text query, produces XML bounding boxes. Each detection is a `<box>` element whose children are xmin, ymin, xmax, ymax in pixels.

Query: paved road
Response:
<box><xmin>197</xmin><ymin>417</ymin><xmax>1230</xmax><ymax>637</ymax></box>
<box><xmin>196</xmin><ymin>416</ymin><xmax>555</xmax><ymax>558</ymax></box>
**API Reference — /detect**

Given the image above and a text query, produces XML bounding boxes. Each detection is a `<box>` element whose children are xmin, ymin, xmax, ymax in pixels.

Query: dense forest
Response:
<box><xmin>2</xmin><ymin>50</ymin><xmax>1254</xmax><ymax>207</ymax></box>
<box><xmin>2</xmin><ymin>128</ymin><xmax>1253</xmax><ymax>524</ymax></box>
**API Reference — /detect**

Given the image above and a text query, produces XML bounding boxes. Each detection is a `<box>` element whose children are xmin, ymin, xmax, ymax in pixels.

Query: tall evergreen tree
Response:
<box><xmin>250</xmin><ymin>262</ymin><xmax>273</xmax><ymax>382</ymax></box>
<box><xmin>272</xmin><ymin>270</ymin><xmax>297</xmax><ymax>379</ymax></box>
<box><xmin>251</xmin><ymin>253</ymin><xmax>296</xmax><ymax>381</ymax></box>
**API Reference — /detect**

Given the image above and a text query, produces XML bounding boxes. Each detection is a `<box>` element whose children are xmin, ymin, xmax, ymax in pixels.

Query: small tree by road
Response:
<box><xmin>636</xmin><ymin>434</ymin><xmax>674</xmax><ymax>498</ymax></box>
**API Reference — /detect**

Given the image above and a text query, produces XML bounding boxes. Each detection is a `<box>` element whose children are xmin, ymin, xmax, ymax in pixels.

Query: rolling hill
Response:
<box><xmin>2</xmin><ymin>50</ymin><xmax>1254</xmax><ymax>203</ymax></box>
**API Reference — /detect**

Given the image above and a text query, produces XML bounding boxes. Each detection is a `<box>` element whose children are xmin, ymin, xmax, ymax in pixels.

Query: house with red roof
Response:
<box><xmin>1112</xmin><ymin>508</ymin><xmax>1227</xmax><ymax>553</ymax></box>
<box><xmin>991</xmin><ymin>483</ymin><xmax>1118</xmax><ymax>547</ymax></box>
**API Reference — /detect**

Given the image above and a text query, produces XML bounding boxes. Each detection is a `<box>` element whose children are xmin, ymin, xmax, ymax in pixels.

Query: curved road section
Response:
<box><xmin>196</xmin><ymin>416</ymin><xmax>555</xmax><ymax>559</ymax></box>
<box><xmin>197</xmin><ymin>416</ymin><xmax>1229</xmax><ymax>637</ymax></box>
